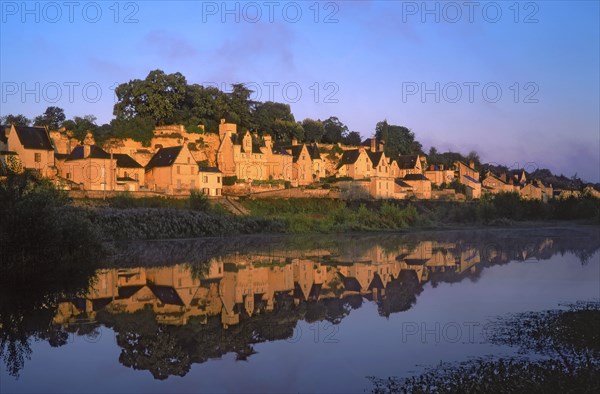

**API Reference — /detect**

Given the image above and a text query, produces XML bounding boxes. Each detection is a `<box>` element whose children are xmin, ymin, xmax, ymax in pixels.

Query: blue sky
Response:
<box><xmin>1</xmin><ymin>1</ymin><xmax>598</xmax><ymax>181</ymax></box>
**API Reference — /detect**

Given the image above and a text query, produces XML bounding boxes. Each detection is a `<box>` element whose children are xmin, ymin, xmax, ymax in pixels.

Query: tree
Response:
<box><xmin>63</xmin><ymin>115</ymin><xmax>97</xmax><ymax>142</ymax></box>
<box><xmin>302</xmin><ymin>119</ymin><xmax>325</xmax><ymax>142</ymax></box>
<box><xmin>271</xmin><ymin>119</ymin><xmax>304</xmax><ymax>142</ymax></box>
<box><xmin>343</xmin><ymin>131</ymin><xmax>362</xmax><ymax>146</ymax></box>
<box><xmin>322</xmin><ymin>116</ymin><xmax>348</xmax><ymax>144</ymax></box>
<box><xmin>254</xmin><ymin>102</ymin><xmax>295</xmax><ymax>138</ymax></box>
<box><xmin>375</xmin><ymin>120</ymin><xmax>422</xmax><ymax>158</ymax></box>
<box><xmin>111</xmin><ymin>116</ymin><xmax>155</xmax><ymax>147</ymax></box>
<box><xmin>33</xmin><ymin>107</ymin><xmax>65</xmax><ymax>130</ymax></box>
<box><xmin>113</xmin><ymin>69</ymin><xmax>187</xmax><ymax>125</ymax></box>
<box><xmin>227</xmin><ymin>83</ymin><xmax>256</xmax><ymax>132</ymax></box>
<box><xmin>0</xmin><ymin>114</ymin><xmax>31</xmax><ymax>126</ymax></box>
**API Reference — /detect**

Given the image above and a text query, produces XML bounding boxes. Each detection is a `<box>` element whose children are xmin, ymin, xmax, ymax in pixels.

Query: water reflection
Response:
<box><xmin>1</xmin><ymin>227</ymin><xmax>599</xmax><ymax>380</ymax></box>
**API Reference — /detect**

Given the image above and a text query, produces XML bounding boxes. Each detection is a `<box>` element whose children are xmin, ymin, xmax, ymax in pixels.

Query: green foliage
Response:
<box><xmin>0</xmin><ymin>114</ymin><xmax>31</xmax><ymax>126</ymax></box>
<box><xmin>113</xmin><ymin>69</ymin><xmax>188</xmax><ymax>125</ymax></box>
<box><xmin>63</xmin><ymin>115</ymin><xmax>97</xmax><ymax>142</ymax></box>
<box><xmin>33</xmin><ymin>106</ymin><xmax>65</xmax><ymax>130</ymax></box>
<box><xmin>343</xmin><ymin>131</ymin><xmax>362</xmax><ymax>146</ymax></box>
<box><xmin>189</xmin><ymin>190</ymin><xmax>209</xmax><ymax>211</ymax></box>
<box><xmin>322</xmin><ymin>116</ymin><xmax>349</xmax><ymax>144</ymax></box>
<box><xmin>0</xmin><ymin>170</ymin><xmax>101</xmax><ymax>271</ymax></box>
<box><xmin>222</xmin><ymin>176</ymin><xmax>238</xmax><ymax>186</ymax></box>
<box><xmin>302</xmin><ymin>118</ymin><xmax>325</xmax><ymax>142</ymax></box>
<box><xmin>375</xmin><ymin>120</ymin><xmax>422</xmax><ymax>157</ymax></box>
<box><xmin>111</xmin><ymin>116</ymin><xmax>155</xmax><ymax>146</ymax></box>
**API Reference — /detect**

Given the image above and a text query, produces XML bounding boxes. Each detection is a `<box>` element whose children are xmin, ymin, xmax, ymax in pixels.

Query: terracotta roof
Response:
<box><xmin>14</xmin><ymin>126</ymin><xmax>53</xmax><ymax>151</ymax></box>
<box><xmin>113</xmin><ymin>153</ymin><xmax>143</xmax><ymax>168</ymax></box>
<box><xmin>145</xmin><ymin>146</ymin><xmax>183</xmax><ymax>170</ymax></box>
<box><xmin>66</xmin><ymin>145</ymin><xmax>111</xmax><ymax>161</ymax></box>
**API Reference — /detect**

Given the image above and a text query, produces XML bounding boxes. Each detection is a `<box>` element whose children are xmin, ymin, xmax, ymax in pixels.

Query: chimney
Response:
<box><xmin>378</xmin><ymin>139</ymin><xmax>385</xmax><ymax>152</ymax></box>
<box><xmin>440</xmin><ymin>164</ymin><xmax>444</xmax><ymax>170</ymax></box>
<box><xmin>469</xmin><ymin>160</ymin><xmax>475</xmax><ymax>169</ymax></box>
<box><xmin>429</xmin><ymin>165</ymin><xmax>434</xmax><ymax>171</ymax></box>
<box><xmin>292</xmin><ymin>137</ymin><xmax>298</xmax><ymax>145</ymax></box>
<box><xmin>83</xmin><ymin>144</ymin><xmax>91</xmax><ymax>158</ymax></box>
<box><xmin>370</xmin><ymin>137</ymin><xmax>376</xmax><ymax>152</ymax></box>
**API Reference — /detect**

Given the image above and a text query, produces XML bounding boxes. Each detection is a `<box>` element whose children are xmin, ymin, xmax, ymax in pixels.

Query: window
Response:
<box><xmin>66</xmin><ymin>173</ymin><xmax>71</xmax><ymax>179</ymax></box>
<box><xmin>34</xmin><ymin>153</ymin><xmax>41</xmax><ymax>162</ymax></box>
<box><xmin>217</xmin><ymin>176</ymin><xmax>221</xmax><ymax>183</ymax></box>
<box><xmin>124</xmin><ymin>171</ymin><xmax>128</xmax><ymax>178</ymax></box>
<box><xmin>177</xmin><ymin>166</ymin><xmax>180</xmax><ymax>174</ymax></box>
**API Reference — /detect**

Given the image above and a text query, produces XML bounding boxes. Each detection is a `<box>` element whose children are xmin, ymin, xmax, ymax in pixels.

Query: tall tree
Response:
<box><xmin>375</xmin><ymin>120</ymin><xmax>422</xmax><ymax>157</ymax></box>
<box><xmin>343</xmin><ymin>131</ymin><xmax>362</xmax><ymax>146</ymax></box>
<box><xmin>33</xmin><ymin>107</ymin><xmax>66</xmax><ymax>130</ymax></box>
<box><xmin>113</xmin><ymin>69</ymin><xmax>187</xmax><ymax>125</ymax></box>
<box><xmin>302</xmin><ymin>119</ymin><xmax>325</xmax><ymax>142</ymax></box>
<box><xmin>227</xmin><ymin>83</ymin><xmax>256</xmax><ymax>132</ymax></box>
<box><xmin>63</xmin><ymin>115</ymin><xmax>97</xmax><ymax>142</ymax></box>
<box><xmin>322</xmin><ymin>116</ymin><xmax>348</xmax><ymax>144</ymax></box>
<box><xmin>1</xmin><ymin>114</ymin><xmax>31</xmax><ymax>126</ymax></box>
<box><xmin>254</xmin><ymin>102</ymin><xmax>295</xmax><ymax>138</ymax></box>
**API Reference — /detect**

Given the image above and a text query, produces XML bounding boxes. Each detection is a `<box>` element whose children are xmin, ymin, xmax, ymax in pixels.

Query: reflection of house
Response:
<box><xmin>5</xmin><ymin>125</ymin><xmax>55</xmax><ymax>177</ymax></box>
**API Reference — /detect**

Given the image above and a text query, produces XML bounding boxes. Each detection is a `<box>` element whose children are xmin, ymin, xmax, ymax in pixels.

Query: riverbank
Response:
<box><xmin>83</xmin><ymin>193</ymin><xmax>599</xmax><ymax>240</ymax></box>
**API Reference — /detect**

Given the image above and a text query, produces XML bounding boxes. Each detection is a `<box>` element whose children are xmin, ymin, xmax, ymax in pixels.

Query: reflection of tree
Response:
<box><xmin>0</xmin><ymin>265</ymin><xmax>98</xmax><ymax>378</ymax></box>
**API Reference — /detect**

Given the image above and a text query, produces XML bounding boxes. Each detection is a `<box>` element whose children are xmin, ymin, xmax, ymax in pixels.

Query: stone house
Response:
<box><xmin>145</xmin><ymin>145</ymin><xmax>199</xmax><ymax>194</ymax></box>
<box><xmin>454</xmin><ymin>161</ymin><xmax>481</xmax><ymax>199</ymax></box>
<box><xmin>402</xmin><ymin>173</ymin><xmax>432</xmax><ymax>199</ymax></box>
<box><xmin>5</xmin><ymin>124</ymin><xmax>55</xmax><ymax>177</ymax></box>
<box><xmin>198</xmin><ymin>167</ymin><xmax>223</xmax><ymax>196</ymax></box>
<box><xmin>424</xmin><ymin>164</ymin><xmax>455</xmax><ymax>186</ymax></box>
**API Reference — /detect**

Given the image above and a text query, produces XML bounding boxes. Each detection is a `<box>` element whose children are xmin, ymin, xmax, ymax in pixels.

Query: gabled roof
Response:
<box><xmin>199</xmin><ymin>166</ymin><xmax>221</xmax><ymax>173</ymax></box>
<box><xmin>366</xmin><ymin>151</ymin><xmax>384</xmax><ymax>167</ymax></box>
<box><xmin>145</xmin><ymin>146</ymin><xmax>183</xmax><ymax>171</ymax></box>
<box><xmin>396</xmin><ymin>155</ymin><xmax>419</xmax><ymax>169</ymax></box>
<box><xmin>113</xmin><ymin>153</ymin><xmax>143</xmax><ymax>168</ymax></box>
<box><xmin>462</xmin><ymin>174</ymin><xmax>481</xmax><ymax>184</ymax></box>
<box><xmin>66</xmin><ymin>145</ymin><xmax>111</xmax><ymax>161</ymax></box>
<box><xmin>13</xmin><ymin>126</ymin><xmax>53</xmax><ymax>151</ymax></box>
<box><xmin>336</xmin><ymin>149</ymin><xmax>361</xmax><ymax>169</ymax></box>
<box><xmin>307</xmin><ymin>144</ymin><xmax>321</xmax><ymax>160</ymax></box>
<box><xmin>395</xmin><ymin>179</ymin><xmax>412</xmax><ymax>188</ymax></box>
<box><xmin>54</xmin><ymin>153</ymin><xmax>69</xmax><ymax>161</ymax></box>
<box><xmin>116</xmin><ymin>176</ymin><xmax>137</xmax><ymax>182</ymax></box>
<box><xmin>403</xmin><ymin>173</ymin><xmax>429</xmax><ymax>181</ymax></box>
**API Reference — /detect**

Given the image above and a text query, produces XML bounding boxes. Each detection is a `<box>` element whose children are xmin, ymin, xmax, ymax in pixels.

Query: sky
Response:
<box><xmin>1</xmin><ymin>1</ymin><xmax>598</xmax><ymax>182</ymax></box>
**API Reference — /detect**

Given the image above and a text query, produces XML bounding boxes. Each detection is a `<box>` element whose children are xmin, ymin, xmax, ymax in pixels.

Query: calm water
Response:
<box><xmin>1</xmin><ymin>226</ymin><xmax>599</xmax><ymax>393</ymax></box>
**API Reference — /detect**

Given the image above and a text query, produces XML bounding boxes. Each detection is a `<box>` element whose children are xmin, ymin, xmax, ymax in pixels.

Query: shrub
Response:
<box><xmin>222</xmin><ymin>176</ymin><xmax>237</xmax><ymax>186</ymax></box>
<box><xmin>189</xmin><ymin>190</ymin><xmax>209</xmax><ymax>211</ymax></box>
